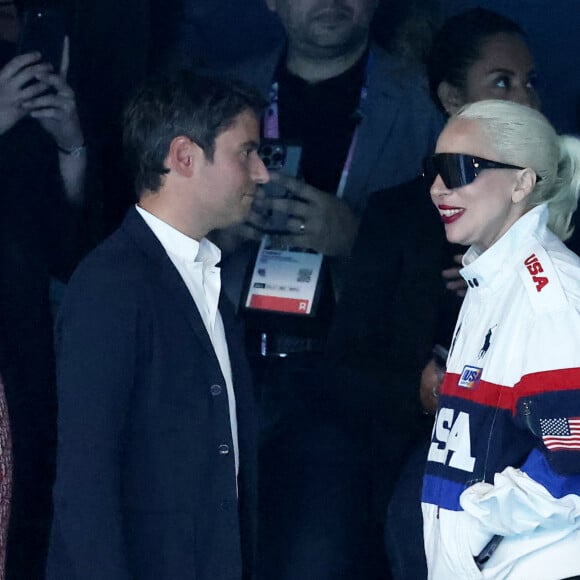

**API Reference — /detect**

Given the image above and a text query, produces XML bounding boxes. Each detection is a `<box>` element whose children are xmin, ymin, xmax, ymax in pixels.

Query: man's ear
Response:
<box><xmin>512</xmin><ymin>168</ymin><xmax>537</xmax><ymax>204</ymax></box>
<box><xmin>166</xmin><ymin>136</ymin><xmax>200</xmax><ymax>178</ymax></box>
<box><xmin>265</xmin><ymin>0</ymin><xmax>277</xmax><ymax>13</ymax></box>
<box><xmin>437</xmin><ymin>81</ymin><xmax>465</xmax><ymax>116</ymax></box>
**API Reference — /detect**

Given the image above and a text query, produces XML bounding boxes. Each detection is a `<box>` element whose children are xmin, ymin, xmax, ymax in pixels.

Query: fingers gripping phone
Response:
<box><xmin>258</xmin><ymin>140</ymin><xmax>302</xmax><ymax>234</ymax></box>
<box><xmin>17</xmin><ymin>5</ymin><xmax>66</xmax><ymax>72</ymax></box>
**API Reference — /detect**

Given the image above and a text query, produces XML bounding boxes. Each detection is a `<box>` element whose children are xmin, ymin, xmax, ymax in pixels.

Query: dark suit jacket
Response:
<box><xmin>47</xmin><ymin>208</ymin><xmax>257</xmax><ymax>580</ymax></box>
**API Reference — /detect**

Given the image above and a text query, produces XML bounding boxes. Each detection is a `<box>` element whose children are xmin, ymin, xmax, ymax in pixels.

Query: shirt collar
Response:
<box><xmin>460</xmin><ymin>204</ymin><xmax>549</xmax><ymax>291</ymax></box>
<box><xmin>135</xmin><ymin>205</ymin><xmax>221</xmax><ymax>266</ymax></box>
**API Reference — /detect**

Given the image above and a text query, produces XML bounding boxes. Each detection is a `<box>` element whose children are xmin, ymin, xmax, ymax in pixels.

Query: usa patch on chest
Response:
<box><xmin>458</xmin><ymin>365</ymin><xmax>482</xmax><ymax>389</ymax></box>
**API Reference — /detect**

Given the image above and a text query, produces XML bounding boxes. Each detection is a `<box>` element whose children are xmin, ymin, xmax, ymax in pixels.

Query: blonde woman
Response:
<box><xmin>423</xmin><ymin>100</ymin><xmax>580</xmax><ymax>579</ymax></box>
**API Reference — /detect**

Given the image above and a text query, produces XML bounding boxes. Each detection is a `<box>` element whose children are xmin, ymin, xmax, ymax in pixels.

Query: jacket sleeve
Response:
<box><xmin>49</xmin><ymin>260</ymin><xmax>139</xmax><ymax>580</ymax></box>
<box><xmin>460</xmin><ymin>305</ymin><xmax>580</xmax><ymax>536</ymax></box>
<box><xmin>516</xmin><ymin>306</ymin><xmax>580</xmax><ymax>475</ymax></box>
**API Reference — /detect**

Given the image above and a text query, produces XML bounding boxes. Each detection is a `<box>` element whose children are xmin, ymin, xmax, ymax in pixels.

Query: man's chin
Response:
<box><xmin>238</xmin><ymin>202</ymin><xmax>254</xmax><ymax>222</ymax></box>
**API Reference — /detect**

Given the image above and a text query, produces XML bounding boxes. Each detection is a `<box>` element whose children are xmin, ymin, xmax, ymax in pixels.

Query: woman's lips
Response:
<box><xmin>438</xmin><ymin>206</ymin><xmax>465</xmax><ymax>225</ymax></box>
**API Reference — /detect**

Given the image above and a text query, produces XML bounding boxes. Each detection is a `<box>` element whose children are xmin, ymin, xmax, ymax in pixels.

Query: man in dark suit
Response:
<box><xmin>46</xmin><ymin>71</ymin><xmax>269</xmax><ymax>580</ymax></box>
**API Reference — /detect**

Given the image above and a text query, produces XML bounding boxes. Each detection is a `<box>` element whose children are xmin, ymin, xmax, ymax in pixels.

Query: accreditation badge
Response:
<box><xmin>244</xmin><ymin>236</ymin><xmax>323</xmax><ymax>315</ymax></box>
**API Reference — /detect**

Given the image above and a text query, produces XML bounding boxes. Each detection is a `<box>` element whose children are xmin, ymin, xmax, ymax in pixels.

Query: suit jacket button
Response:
<box><xmin>218</xmin><ymin>444</ymin><xmax>230</xmax><ymax>455</ymax></box>
<box><xmin>210</xmin><ymin>384</ymin><xmax>222</xmax><ymax>396</ymax></box>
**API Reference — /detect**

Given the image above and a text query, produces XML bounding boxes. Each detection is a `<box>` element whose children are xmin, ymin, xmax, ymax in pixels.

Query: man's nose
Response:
<box><xmin>251</xmin><ymin>153</ymin><xmax>270</xmax><ymax>184</ymax></box>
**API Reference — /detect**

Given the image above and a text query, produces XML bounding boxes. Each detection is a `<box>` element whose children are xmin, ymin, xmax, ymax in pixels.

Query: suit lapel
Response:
<box><xmin>122</xmin><ymin>208</ymin><xmax>217</xmax><ymax>358</ymax></box>
<box><xmin>343</xmin><ymin>48</ymin><xmax>405</xmax><ymax>212</ymax></box>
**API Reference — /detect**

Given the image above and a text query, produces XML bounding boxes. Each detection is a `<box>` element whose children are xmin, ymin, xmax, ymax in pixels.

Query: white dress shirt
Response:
<box><xmin>136</xmin><ymin>205</ymin><xmax>239</xmax><ymax>475</ymax></box>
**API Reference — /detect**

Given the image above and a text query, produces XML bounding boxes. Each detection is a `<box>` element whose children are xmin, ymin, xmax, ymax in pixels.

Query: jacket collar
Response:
<box><xmin>121</xmin><ymin>207</ymin><xmax>219</xmax><ymax>357</ymax></box>
<box><xmin>460</xmin><ymin>204</ymin><xmax>550</xmax><ymax>293</ymax></box>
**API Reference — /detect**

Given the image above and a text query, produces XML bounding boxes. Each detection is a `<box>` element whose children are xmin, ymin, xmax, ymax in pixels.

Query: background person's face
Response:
<box><xmin>267</xmin><ymin>0</ymin><xmax>377</xmax><ymax>57</ymax></box>
<box><xmin>462</xmin><ymin>32</ymin><xmax>540</xmax><ymax>110</ymax></box>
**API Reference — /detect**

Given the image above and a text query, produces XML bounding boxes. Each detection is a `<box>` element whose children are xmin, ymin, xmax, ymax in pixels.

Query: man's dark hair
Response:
<box><xmin>122</xmin><ymin>70</ymin><xmax>266</xmax><ymax>194</ymax></box>
<box><xmin>427</xmin><ymin>8</ymin><xmax>526</xmax><ymax>112</ymax></box>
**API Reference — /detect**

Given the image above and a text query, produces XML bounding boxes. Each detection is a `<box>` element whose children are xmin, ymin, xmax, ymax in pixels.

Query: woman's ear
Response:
<box><xmin>437</xmin><ymin>81</ymin><xmax>465</xmax><ymax>116</ymax></box>
<box><xmin>512</xmin><ymin>168</ymin><xmax>537</xmax><ymax>204</ymax></box>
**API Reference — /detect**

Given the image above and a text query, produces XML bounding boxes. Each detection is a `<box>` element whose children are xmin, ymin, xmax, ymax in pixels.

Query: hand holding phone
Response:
<box><xmin>17</xmin><ymin>5</ymin><xmax>66</xmax><ymax>73</ymax></box>
<box><xmin>22</xmin><ymin>38</ymin><xmax>84</xmax><ymax>155</ymax></box>
<box><xmin>0</xmin><ymin>52</ymin><xmax>52</xmax><ymax>135</ymax></box>
<box><xmin>258</xmin><ymin>140</ymin><xmax>302</xmax><ymax>234</ymax></box>
<box><xmin>259</xmin><ymin>174</ymin><xmax>359</xmax><ymax>255</ymax></box>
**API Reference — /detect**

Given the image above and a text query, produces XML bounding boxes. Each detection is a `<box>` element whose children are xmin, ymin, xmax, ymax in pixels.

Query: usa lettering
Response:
<box><xmin>524</xmin><ymin>254</ymin><xmax>549</xmax><ymax>292</ymax></box>
<box><xmin>458</xmin><ymin>365</ymin><xmax>482</xmax><ymax>388</ymax></box>
<box><xmin>428</xmin><ymin>408</ymin><xmax>476</xmax><ymax>472</ymax></box>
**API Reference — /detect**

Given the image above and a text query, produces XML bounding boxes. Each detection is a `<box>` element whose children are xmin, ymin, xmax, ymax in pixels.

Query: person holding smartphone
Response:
<box><xmin>205</xmin><ymin>3</ymin><xmax>441</xmax><ymax>576</ymax></box>
<box><xmin>0</xmin><ymin>2</ymin><xmax>86</xmax><ymax>578</ymax></box>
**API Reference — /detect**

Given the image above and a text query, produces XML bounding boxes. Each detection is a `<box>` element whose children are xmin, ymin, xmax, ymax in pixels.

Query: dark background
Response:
<box><xmin>189</xmin><ymin>0</ymin><xmax>578</xmax><ymax>134</ymax></box>
<box><xmin>66</xmin><ymin>0</ymin><xmax>579</xmax><ymax>236</ymax></box>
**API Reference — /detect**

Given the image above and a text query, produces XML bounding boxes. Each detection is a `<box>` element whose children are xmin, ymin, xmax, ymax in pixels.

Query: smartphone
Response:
<box><xmin>474</xmin><ymin>535</ymin><xmax>503</xmax><ymax>570</ymax></box>
<box><xmin>432</xmin><ymin>344</ymin><xmax>449</xmax><ymax>370</ymax></box>
<box><xmin>258</xmin><ymin>140</ymin><xmax>302</xmax><ymax>234</ymax></box>
<box><xmin>17</xmin><ymin>5</ymin><xmax>66</xmax><ymax>72</ymax></box>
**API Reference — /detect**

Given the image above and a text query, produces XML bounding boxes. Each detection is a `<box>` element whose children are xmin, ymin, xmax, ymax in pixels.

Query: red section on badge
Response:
<box><xmin>249</xmin><ymin>295</ymin><xmax>310</xmax><ymax>314</ymax></box>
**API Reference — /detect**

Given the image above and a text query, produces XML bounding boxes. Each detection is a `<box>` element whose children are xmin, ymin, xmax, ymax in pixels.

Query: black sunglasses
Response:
<box><xmin>423</xmin><ymin>153</ymin><xmax>541</xmax><ymax>190</ymax></box>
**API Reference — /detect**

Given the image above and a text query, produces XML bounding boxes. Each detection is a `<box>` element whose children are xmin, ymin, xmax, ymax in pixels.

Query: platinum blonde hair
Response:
<box><xmin>456</xmin><ymin>100</ymin><xmax>580</xmax><ymax>240</ymax></box>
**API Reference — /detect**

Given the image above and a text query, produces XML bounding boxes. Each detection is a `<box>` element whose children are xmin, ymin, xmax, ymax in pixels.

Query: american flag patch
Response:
<box><xmin>540</xmin><ymin>417</ymin><xmax>580</xmax><ymax>451</ymax></box>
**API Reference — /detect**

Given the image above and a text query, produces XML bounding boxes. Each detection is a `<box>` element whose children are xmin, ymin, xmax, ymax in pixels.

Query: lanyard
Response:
<box><xmin>263</xmin><ymin>51</ymin><xmax>374</xmax><ymax>199</ymax></box>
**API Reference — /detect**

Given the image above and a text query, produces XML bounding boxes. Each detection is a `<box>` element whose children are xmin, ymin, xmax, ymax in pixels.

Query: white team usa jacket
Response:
<box><xmin>422</xmin><ymin>205</ymin><xmax>580</xmax><ymax>580</ymax></box>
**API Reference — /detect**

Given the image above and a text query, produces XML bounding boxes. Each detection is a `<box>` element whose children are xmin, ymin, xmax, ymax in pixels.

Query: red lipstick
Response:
<box><xmin>438</xmin><ymin>205</ymin><xmax>465</xmax><ymax>225</ymax></box>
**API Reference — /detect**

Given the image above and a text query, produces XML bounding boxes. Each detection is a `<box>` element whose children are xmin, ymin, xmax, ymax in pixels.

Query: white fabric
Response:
<box><xmin>423</xmin><ymin>204</ymin><xmax>580</xmax><ymax>579</ymax></box>
<box><xmin>136</xmin><ymin>205</ymin><xmax>239</xmax><ymax>475</ymax></box>
<box><xmin>461</xmin><ymin>468</ymin><xmax>580</xmax><ymax>536</ymax></box>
